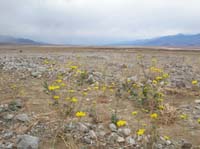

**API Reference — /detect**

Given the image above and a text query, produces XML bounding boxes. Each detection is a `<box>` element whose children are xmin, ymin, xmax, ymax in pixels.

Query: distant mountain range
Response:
<box><xmin>1</xmin><ymin>33</ymin><xmax>200</xmax><ymax>46</ymax></box>
<box><xmin>112</xmin><ymin>33</ymin><xmax>200</xmax><ymax>47</ymax></box>
<box><xmin>0</xmin><ymin>35</ymin><xmax>44</xmax><ymax>45</ymax></box>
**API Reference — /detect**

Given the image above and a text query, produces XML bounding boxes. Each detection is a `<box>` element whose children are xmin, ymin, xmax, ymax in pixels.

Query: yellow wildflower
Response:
<box><xmin>69</xmin><ymin>90</ymin><xmax>75</xmax><ymax>93</ymax></box>
<box><xmin>137</xmin><ymin>129</ymin><xmax>145</xmax><ymax>136</ymax></box>
<box><xmin>180</xmin><ymin>114</ymin><xmax>188</xmax><ymax>120</ymax></box>
<box><xmin>102</xmin><ymin>86</ymin><xmax>107</xmax><ymax>91</ymax></box>
<box><xmin>132</xmin><ymin>111</ymin><xmax>138</xmax><ymax>116</ymax></box>
<box><xmin>94</xmin><ymin>86</ymin><xmax>99</xmax><ymax>90</ymax></box>
<box><xmin>152</xmin><ymin>80</ymin><xmax>158</xmax><ymax>84</ymax></box>
<box><xmin>157</xmin><ymin>98</ymin><xmax>164</xmax><ymax>102</ymax></box>
<box><xmin>48</xmin><ymin>85</ymin><xmax>60</xmax><ymax>91</ymax></box>
<box><xmin>60</xmin><ymin>83</ymin><xmax>66</xmax><ymax>87</ymax></box>
<box><xmin>55</xmin><ymin>79</ymin><xmax>62</xmax><ymax>83</ymax></box>
<box><xmin>192</xmin><ymin>80</ymin><xmax>198</xmax><ymax>85</ymax></box>
<box><xmin>198</xmin><ymin>118</ymin><xmax>200</xmax><ymax>124</ymax></box>
<box><xmin>76</xmin><ymin>69</ymin><xmax>82</xmax><ymax>73</ymax></box>
<box><xmin>164</xmin><ymin>136</ymin><xmax>170</xmax><ymax>140</ymax></box>
<box><xmin>53</xmin><ymin>95</ymin><xmax>60</xmax><ymax>100</ymax></box>
<box><xmin>43</xmin><ymin>59</ymin><xmax>49</xmax><ymax>64</ymax></box>
<box><xmin>71</xmin><ymin>97</ymin><xmax>78</xmax><ymax>103</ymax></box>
<box><xmin>163</xmin><ymin>73</ymin><xmax>169</xmax><ymax>78</ymax></box>
<box><xmin>82</xmin><ymin>92</ymin><xmax>88</xmax><ymax>96</ymax></box>
<box><xmin>158</xmin><ymin>105</ymin><xmax>164</xmax><ymax>110</ymax></box>
<box><xmin>150</xmin><ymin>67</ymin><xmax>163</xmax><ymax>73</ymax></box>
<box><xmin>127</xmin><ymin>78</ymin><xmax>131</xmax><ymax>83</ymax></box>
<box><xmin>157</xmin><ymin>92</ymin><xmax>164</xmax><ymax>98</ymax></box>
<box><xmin>76</xmin><ymin>111</ymin><xmax>86</xmax><ymax>117</ymax></box>
<box><xmin>156</xmin><ymin>76</ymin><xmax>162</xmax><ymax>81</ymax></box>
<box><xmin>132</xmin><ymin>83</ymin><xmax>138</xmax><ymax>88</ymax></box>
<box><xmin>142</xmin><ymin>108</ymin><xmax>149</xmax><ymax>113</ymax></box>
<box><xmin>150</xmin><ymin>113</ymin><xmax>158</xmax><ymax>119</ymax></box>
<box><xmin>116</xmin><ymin>120</ymin><xmax>127</xmax><ymax>127</ymax></box>
<box><xmin>70</xmin><ymin>65</ymin><xmax>78</xmax><ymax>70</ymax></box>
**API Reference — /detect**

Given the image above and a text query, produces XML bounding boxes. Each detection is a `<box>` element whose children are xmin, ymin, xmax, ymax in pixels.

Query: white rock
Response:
<box><xmin>117</xmin><ymin>136</ymin><xmax>125</xmax><ymax>143</ymax></box>
<box><xmin>17</xmin><ymin>135</ymin><xmax>39</xmax><ymax>149</ymax></box>
<box><xmin>89</xmin><ymin>130</ymin><xmax>97</xmax><ymax>139</ymax></box>
<box><xmin>15</xmin><ymin>114</ymin><xmax>29</xmax><ymax>122</ymax></box>
<box><xmin>125</xmin><ymin>136</ymin><xmax>136</xmax><ymax>145</ymax></box>
<box><xmin>109</xmin><ymin>123</ymin><xmax>117</xmax><ymax>132</ymax></box>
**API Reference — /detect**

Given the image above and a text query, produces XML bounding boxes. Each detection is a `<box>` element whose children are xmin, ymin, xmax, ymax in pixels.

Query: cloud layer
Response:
<box><xmin>0</xmin><ymin>0</ymin><xmax>200</xmax><ymax>44</ymax></box>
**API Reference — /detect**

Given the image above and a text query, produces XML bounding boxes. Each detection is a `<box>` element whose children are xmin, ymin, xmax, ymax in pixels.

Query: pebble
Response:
<box><xmin>117</xmin><ymin>136</ymin><xmax>125</xmax><ymax>143</ymax></box>
<box><xmin>89</xmin><ymin>130</ymin><xmax>97</xmax><ymax>139</ymax></box>
<box><xmin>77</xmin><ymin>123</ymin><xmax>89</xmax><ymax>133</ymax></box>
<box><xmin>109</xmin><ymin>123</ymin><xmax>117</xmax><ymax>132</ymax></box>
<box><xmin>15</xmin><ymin>113</ymin><xmax>30</xmax><ymax>122</ymax></box>
<box><xmin>181</xmin><ymin>142</ymin><xmax>192</xmax><ymax>149</ymax></box>
<box><xmin>3</xmin><ymin>114</ymin><xmax>14</xmax><ymax>120</ymax></box>
<box><xmin>195</xmin><ymin>100</ymin><xmax>200</xmax><ymax>104</ymax></box>
<box><xmin>125</xmin><ymin>136</ymin><xmax>136</xmax><ymax>145</ymax></box>
<box><xmin>17</xmin><ymin>135</ymin><xmax>39</xmax><ymax>149</ymax></box>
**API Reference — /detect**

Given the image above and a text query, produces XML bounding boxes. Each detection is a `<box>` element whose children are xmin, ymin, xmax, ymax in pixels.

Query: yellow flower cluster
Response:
<box><xmin>116</xmin><ymin>120</ymin><xmax>127</xmax><ymax>127</ymax></box>
<box><xmin>55</xmin><ymin>79</ymin><xmax>62</xmax><ymax>83</ymax></box>
<box><xmin>71</xmin><ymin>97</ymin><xmax>78</xmax><ymax>103</ymax></box>
<box><xmin>158</xmin><ymin>105</ymin><xmax>164</xmax><ymax>110</ymax></box>
<box><xmin>198</xmin><ymin>118</ymin><xmax>200</xmax><ymax>124</ymax></box>
<box><xmin>164</xmin><ymin>136</ymin><xmax>170</xmax><ymax>140</ymax></box>
<box><xmin>156</xmin><ymin>76</ymin><xmax>162</xmax><ymax>81</ymax></box>
<box><xmin>53</xmin><ymin>95</ymin><xmax>60</xmax><ymax>100</ymax></box>
<box><xmin>70</xmin><ymin>65</ymin><xmax>78</xmax><ymax>70</ymax></box>
<box><xmin>152</xmin><ymin>80</ymin><xmax>158</xmax><ymax>85</ymax></box>
<box><xmin>150</xmin><ymin>113</ymin><xmax>158</xmax><ymax>119</ymax></box>
<box><xmin>48</xmin><ymin>85</ymin><xmax>60</xmax><ymax>91</ymax></box>
<box><xmin>150</xmin><ymin>67</ymin><xmax>163</xmax><ymax>73</ymax></box>
<box><xmin>137</xmin><ymin>129</ymin><xmax>145</xmax><ymax>136</ymax></box>
<box><xmin>132</xmin><ymin>111</ymin><xmax>138</xmax><ymax>116</ymax></box>
<box><xmin>180</xmin><ymin>114</ymin><xmax>188</xmax><ymax>120</ymax></box>
<box><xmin>75</xmin><ymin>111</ymin><xmax>86</xmax><ymax>117</ymax></box>
<box><xmin>192</xmin><ymin>80</ymin><xmax>198</xmax><ymax>85</ymax></box>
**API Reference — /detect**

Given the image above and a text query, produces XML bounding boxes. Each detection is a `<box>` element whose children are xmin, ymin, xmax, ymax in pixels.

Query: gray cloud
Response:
<box><xmin>0</xmin><ymin>0</ymin><xmax>200</xmax><ymax>44</ymax></box>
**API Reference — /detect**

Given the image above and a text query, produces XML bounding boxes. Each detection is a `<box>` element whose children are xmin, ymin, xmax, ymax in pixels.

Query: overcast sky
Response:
<box><xmin>0</xmin><ymin>0</ymin><xmax>200</xmax><ymax>44</ymax></box>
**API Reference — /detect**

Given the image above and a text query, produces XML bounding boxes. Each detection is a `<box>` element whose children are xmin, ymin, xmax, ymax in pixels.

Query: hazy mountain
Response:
<box><xmin>113</xmin><ymin>33</ymin><xmax>200</xmax><ymax>47</ymax></box>
<box><xmin>0</xmin><ymin>35</ymin><xmax>44</xmax><ymax>45</ymax></box>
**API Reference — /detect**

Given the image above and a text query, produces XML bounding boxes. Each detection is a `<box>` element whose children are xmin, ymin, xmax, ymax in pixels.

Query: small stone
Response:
<box><xmin>156</xmin><ymin>144</ymin><xmax>163</xmax><ymax>149</ymax></box>
<box><xmin>181</xmin><ymin>142</ymin><xmax>192</xmax><ymax>149</ymax></box>
<box><xmin>83</xmin><ymin>136</ymin><xmax>92</xmax><ymax>144</ymax></box>
<box><xmin>117</xmin><ymin>136</ymin><xmax>125</xmax><ymax>143</ymax></box>
<box><xmin>89</xmin><ymin>130</ymin><xmax>97</xmax><ymax>139</ymax></box>
<box><xmin>64</xmin><ymin>122</ymin><xmax>76</xmax><ymax>132</ymax></box>
<box><xmin>125</xmin><ymin>136</ymin><xmax>136</xmax><ymax>145</ymax></box>
<box><xmin>122</xmin><ymin>128</ymin><xmax>131</xmax><ymax>136</ymax></box>
<box><xmin>3</xmin><ymin>114</ymin><xmax>14</xmax><ymax>120</ymax></box>
<box><xmin>31</xmin><ymin>71</ymin><xmax>41</xmax><ymax>78</ymax></box>
<box><xmin>8</xmin><ymin>99</ymin><xmax>22</xmax><ymax>111</ymax></box>
<box><xmin>0</xmin><ymin>142</ymin><xmax>13</xmax><ymax>149</ymax></box>
<box><xmin>3</xmin><ymin>131</ymin><xmax>14</xmax><ymax>139</ymax></box>
<box><xmin>98</xmin><ymin>131</ymin><xmax>106</xmax><ymax>137</ymax></box>
<box><xmin>77</xmin><ymin>123</ymin><xmax>89</xmax><ymax>133</ymax></box>
<box><xmin>17</xmin><ymin>135</ymin><xmax>39</xmax><ymax>149</ymax></box>
<box><xmin>195</xmin><ymin>100</ymin><xmax>200</xmax><ymax>104</ymax></box>
<box><xmin>109</xmin><ymin>123</ymin><xmax>117</xmax><ymax>132</ymax></box>
<box><xmin>108</xmin><ymin>132</ymin><xmax>119</xmax><ymax>143</ymax></box>
<box><xmin>15</xmin><ymin>113</ymin><xmax>30</xmax><ymax>122</ymax></box>
<box><xmin>166</xmin><ymin>140</ymin><xmax>172</xmax><ymax>145</ymax></box>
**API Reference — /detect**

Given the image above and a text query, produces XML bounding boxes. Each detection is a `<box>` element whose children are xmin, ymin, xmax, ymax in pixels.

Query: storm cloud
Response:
<box><xmin>0</xmin><ymin>0</ymin><xmax>200</xmax><ymax>44</ymax></box>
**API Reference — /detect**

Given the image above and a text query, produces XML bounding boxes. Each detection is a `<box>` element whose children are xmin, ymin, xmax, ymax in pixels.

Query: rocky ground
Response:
<box><xmin>0</xmin><ymin>46</ymin><xmax>200</xmax><ymax>149</ymax></box>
